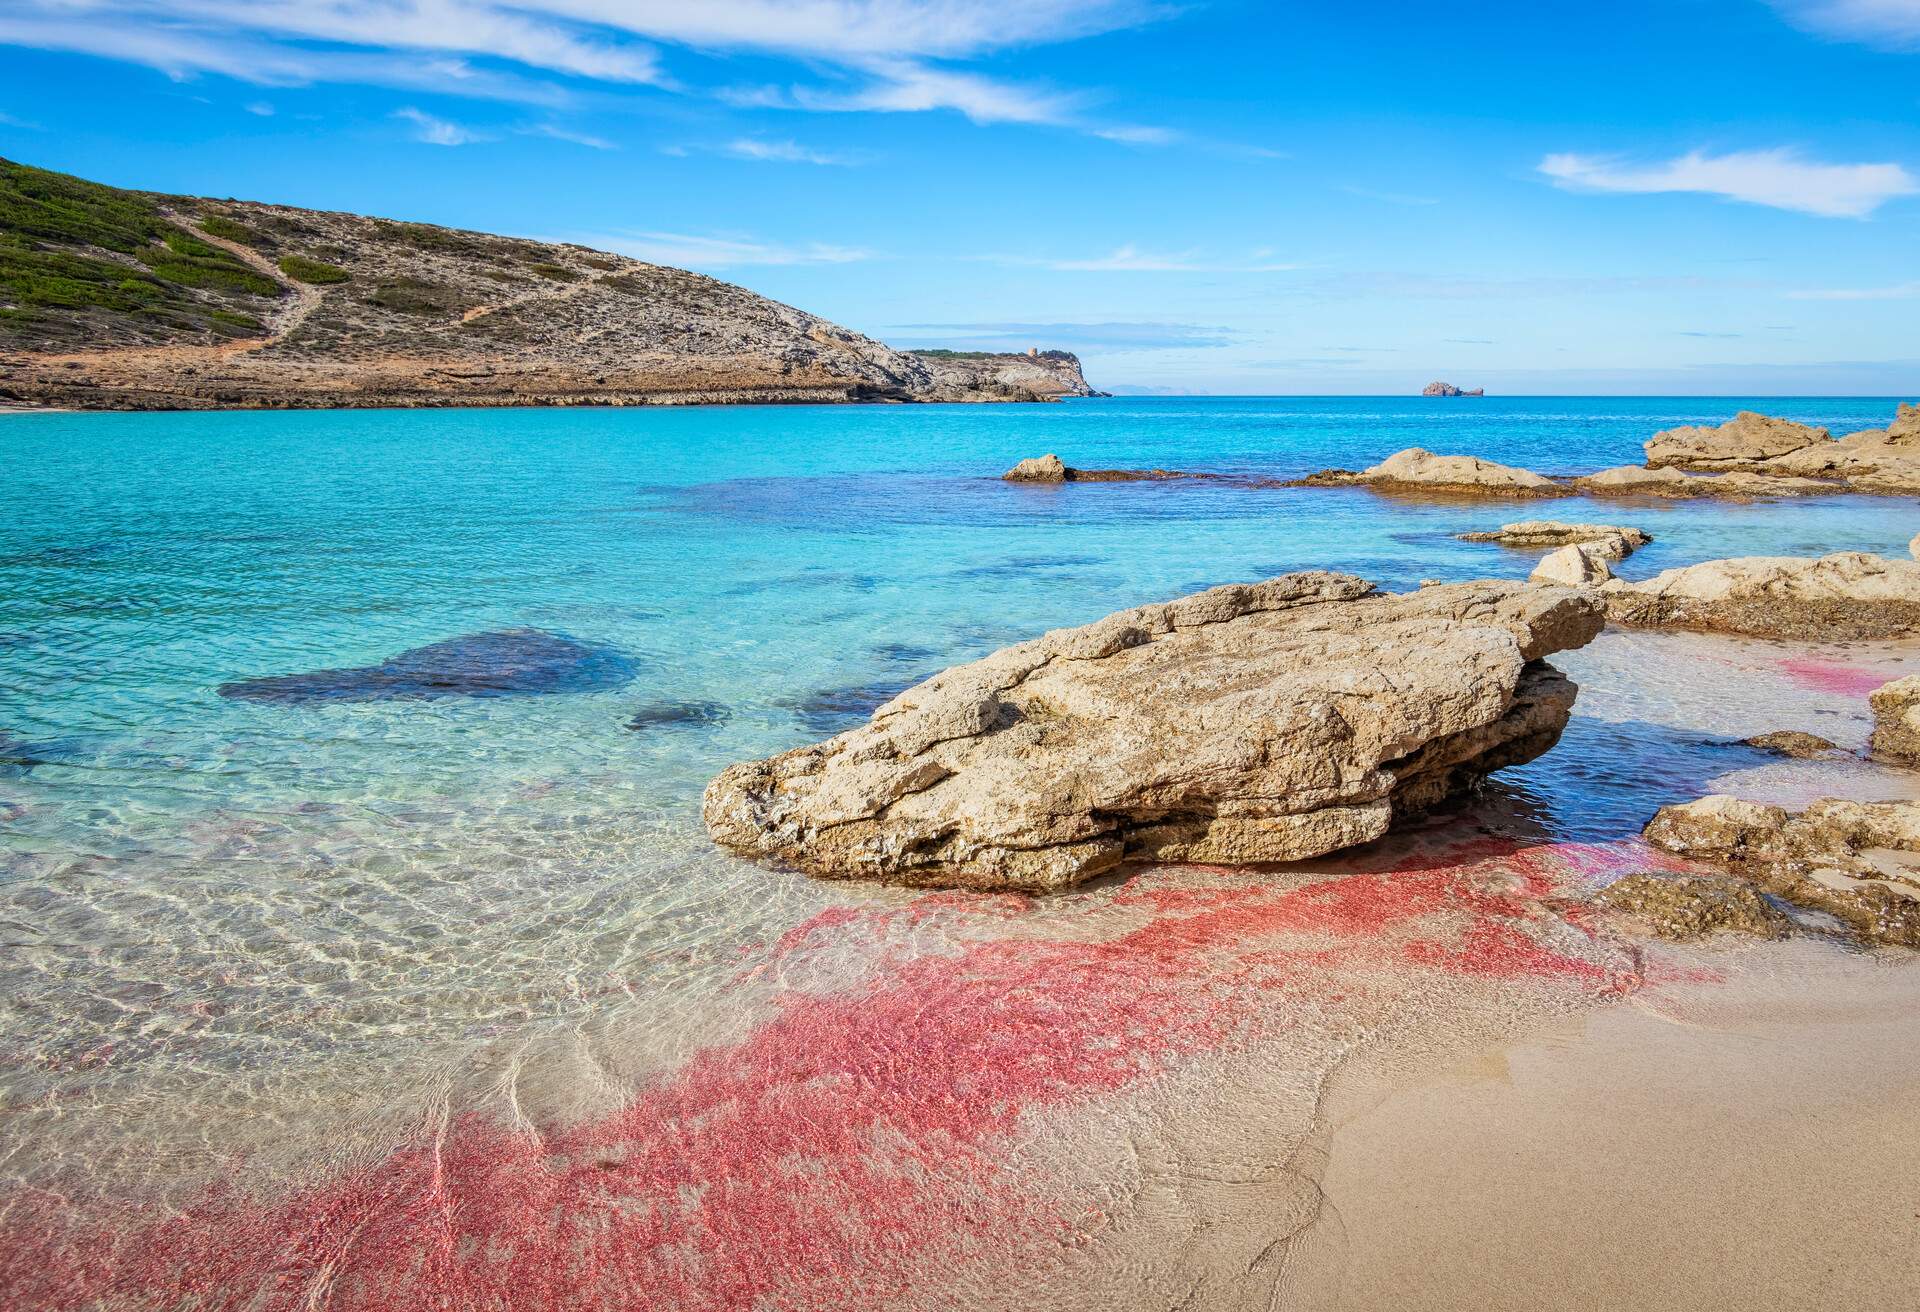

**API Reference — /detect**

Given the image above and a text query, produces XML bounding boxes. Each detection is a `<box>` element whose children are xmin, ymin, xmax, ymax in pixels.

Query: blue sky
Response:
<box><xmin>2</xmin><ymin>0</ymin><xmax>1916</xmax><ymax>394</ymax></box>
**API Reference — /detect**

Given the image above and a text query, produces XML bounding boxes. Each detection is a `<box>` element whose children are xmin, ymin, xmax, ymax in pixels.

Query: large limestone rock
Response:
<box><xmin>1530</xmin><ymin>543</ymin><xmax>1615</xmax><ymax>586</ymax></box>
<box><xmin>1569</xmin><ymin>464</ymin><xmax>1835</xmax><ymax>499</ymax></box>
<box><xmin>1459</xmin><ymin>520</ymin><xmax>1650</xmax><ymax>558</ymax></box>
<box><xmin>1644</xmin><ymin>795</ymin><xmax>1920</xmax><ymax>947</ymax></box>
<box><xmin>1644</xmin><ymin>411</ymin><xmax>1830</xmax><ymax>470</ymax></box>
<box><xmin>1306</xmin><ymin>448</ymin><xmax>1565</xmax><ymax>498</ymax></box>
<box><xmin>1602</xmin><ymin>552</ymin><xmax>1920</xmax><ymax>639</ymax></box>
<box><xmin>1004</xmin><ymin>453</ymin><xmax>1068</xmax><ymax>482</ymax></box>
<box><xmin>704</xmin><ymin>574</ymin><xmax>1605</xmax><ymax>892</ymax></box>
<box><xmin>1869</xmin><ymin>675</ymin><xmax>1920</xmax><ymax>763</ymax></box>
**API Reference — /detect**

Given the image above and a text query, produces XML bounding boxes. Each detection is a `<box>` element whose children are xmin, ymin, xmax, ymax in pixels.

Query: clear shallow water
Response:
<box><xmin>2</xmin><ymin>396</ymin><xmax>1918</xmax><ymax>1308</ymax></box>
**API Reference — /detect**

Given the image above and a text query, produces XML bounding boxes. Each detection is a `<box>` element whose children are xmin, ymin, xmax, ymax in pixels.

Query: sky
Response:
<box><xmin>2</xmin><ymin>0</ymin><xmax>1917</xmax><ymax>395</ymax></box>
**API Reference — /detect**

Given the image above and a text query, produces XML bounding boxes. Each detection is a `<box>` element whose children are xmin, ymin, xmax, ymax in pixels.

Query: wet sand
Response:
<box><xmin>1288</xmin><ymin>940</ymin><xmax>1920</xmax><ymax>1309</ymax></box>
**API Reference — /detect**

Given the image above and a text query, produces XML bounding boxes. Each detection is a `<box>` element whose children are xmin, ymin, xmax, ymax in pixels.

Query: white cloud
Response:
<box><xmin>1540</xmin><ymin>148</ymin><xmax>1918</xmax><ymax>218</ymax></box>
<box><xmin>791</xmin><ymin>60</ymin><xmax>1084</xmax><ymax>125</ymax></box>
<box><xmin>723</xmin><ymin>138</ymin><xmax>858</xmax><ymax>165</ymax></box>
<box><xmin>524</xmin><ymin>122</ymin><xmax>616</xmax><ymax>149</ymax></box>
<box><xmin>395</xmin><ymin>106</ymin><xmax>485</xmax><ymax>146</ymax></box>
<box><xmin>1769</xmin><ymin>0</ymin><xmax>1920</xmax><ymax>48</ymax></box>
<box><xmin>578</xmin><ymin>230</ymin><xmax>873</xmax><ymax>268</ymax></box>
<box><xmin>1789</xmin><ymin>280</ymin><xmax>1920</xmax><ymax>299</ymax></box>
<box><xmin>1089</xmin><ymin>124</ymin><xmax>1178</xmax><ymax>145</ymax></box>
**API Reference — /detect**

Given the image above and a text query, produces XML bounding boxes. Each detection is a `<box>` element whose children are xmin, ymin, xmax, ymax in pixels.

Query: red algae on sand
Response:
<box><xmin>0</xmin><ymin>838</ymin><xmax>1645</xmax><ymax>1312</ymax></box>
<box><xmin>1776</xmin><ymin>656</ymin><xmax>1890</xmax><ymax>698</ymax></box>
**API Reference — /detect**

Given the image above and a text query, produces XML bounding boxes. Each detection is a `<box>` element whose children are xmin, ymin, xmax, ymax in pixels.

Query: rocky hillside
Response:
<box><xmin>0</xmin><ymin>158</ymin><xmax>1098</xmax><ymax>410</ymax></box>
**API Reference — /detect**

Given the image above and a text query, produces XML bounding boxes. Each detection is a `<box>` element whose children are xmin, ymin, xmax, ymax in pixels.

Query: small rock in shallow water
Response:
<box><xmin>219</xmin><ymin>629</ymin><xmax>638</xmax><ymax>704</ymax></box>
<box><xmin>1603</xmin><ymin>552</ymin><xmax>1920</xmax><ymax>639</ymax></box>
<box><xmin>626</xmin><ymin>700</ymin><xmax>731</xmax><ymax>731</ymax></box>
<box><xmin>1530</xmin><ymin>543</ymin><xmax>1615</xmax><ymax>586</ymax></box>
<box><xmin>1459</xmin><ymin>520</ymin><xmax>1650</xmax><ymax>557</ymax></box>
<box><xmin>1595</xmin><ymin>872</ymin><xmax>1791</xmax><ymax>941</ymax></box>
<box><xmin>1739</xmin><ymin>730</ymin><xmax>1844</xmax><ymax>760</ymax></box>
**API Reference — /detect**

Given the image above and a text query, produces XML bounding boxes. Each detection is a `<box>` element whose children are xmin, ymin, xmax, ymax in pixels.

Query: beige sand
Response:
<box><xmin>1283</xmin><ymin>940</ymin><xmax>1920</xmax><ymax>1309</ymax></box>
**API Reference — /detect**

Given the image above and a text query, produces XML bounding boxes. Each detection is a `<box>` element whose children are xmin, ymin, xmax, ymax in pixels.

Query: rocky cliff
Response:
<box><xmin>0</xmin><ymin>158</ymin><xmax>1098</xmax><ymax>410</ymax></box>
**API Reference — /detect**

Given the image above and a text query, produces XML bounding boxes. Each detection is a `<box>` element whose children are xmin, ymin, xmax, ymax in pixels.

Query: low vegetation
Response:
<box><xmin>1</xmin><ymin>157</ymin><xmax>284</xmax><ymax>349</ymax></box>
<box><xmin>278</xmin><ymin>254</ymin><xmax>350</xmax><ymax>285</ymax></box>
<box><xmin>529</xmin><ymin>262</ymin><xmax>579</xmax><ymax>282</ymax></box>
<box><xmin>198</xmin><ymin>213</ymin><xmax>263</xmax><ymax>246</ymax></box>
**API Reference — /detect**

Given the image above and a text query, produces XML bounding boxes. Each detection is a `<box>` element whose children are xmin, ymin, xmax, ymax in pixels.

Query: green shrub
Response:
<box><xmin>198</xmin><ymin>213</ymin><xmax>260</xmax><ymax>245</ymax></box>
<box><xmin>529</xmin><ymin>262</ymin><xmax>578</xmax><ymax>282</ymax></box>
<box><xmin>367</xmin><ymin>278</ymin><xmax>461</xmax><ymax>316</ymax></box>
<box><xmin>278</xmin><ymin>254</ymin><xmax>350</xmax><ymax>285</ymax></box>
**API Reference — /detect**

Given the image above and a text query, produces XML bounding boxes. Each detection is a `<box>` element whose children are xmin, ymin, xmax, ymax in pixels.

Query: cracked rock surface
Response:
<box><xmin>704</xmin><ymin>573</ymin><xmax>1604</xmax><ymax>892</ymax></box>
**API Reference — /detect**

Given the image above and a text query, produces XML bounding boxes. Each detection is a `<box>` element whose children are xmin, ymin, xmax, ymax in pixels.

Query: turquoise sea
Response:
<box><xmin>3</xmin><ymin>396</ymin><xmax>1919</xmax><ymax>1309</ymax></box>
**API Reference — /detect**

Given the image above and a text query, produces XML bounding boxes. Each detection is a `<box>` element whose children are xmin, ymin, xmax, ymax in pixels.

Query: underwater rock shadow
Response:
<box><xmin>626</xmin><ymin>700</ymin><xmax>732</xmax><ymax>732</ymax></box>
<box><xmin>219</xmin><ymin>629</ymin><xmax>639</xmax><ymax>706</ymax></box>
<box><xmin>777</xmin><ymin>674</ymin><xmax>934</xmax><ymax>737</ymax></box>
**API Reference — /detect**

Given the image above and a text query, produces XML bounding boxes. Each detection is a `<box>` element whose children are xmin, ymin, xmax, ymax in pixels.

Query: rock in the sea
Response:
<box><xmin>219</xmin><ymin>629</ymin><xmax>639</xmax><ymax>704</ymax></box>
<box><xmin>1301</xmin><ymin>448</ymin><xmax>1564</xmax><ymax>498</ymax></box>
<box><xmin>1422</xmin><ymin>381</ymin><xmax>1485</xmax><ymax>397</ymax></box>
<box><xmin>1740</xmin><ymin>730</ymin><xmax>1844</xmax><ymax>760</ymax></box>
<box><xmin>1003</xmin><ymin>454</ymin><xmax>1069</xmax><ymax>482</ymax></box>
<box><xmin>1644</xmin><ymin>411</ymin><xmax>1830</xmax><ymax>471</ymax></box>
<box><xmin>1601</xmin><ymin>552</ymin><xmax>1920</xmax><ymax>639</ymax></box>
<box><xmin>704</xmin><ymin>574</ymin><xmax>1604</xmax><ymax>892</ymax></box>
<box><xmin>1569</xmin><ymin>464</ymin><xmax>1834</xmax><ymax>499</ymax></box>
<box><xmin>1530</xmin><ymin>543</ymin><xmax>1615</xmax><ymax>586</ymax></box>
<box><xmin>1001</xmin><ymin>454</ymin><xmax>1200</xmax><ymax>483</ymax></box>
<box><xmin>626</xmin><ymin>700</ymin><xmax>732</xmax><ymax>731</ymax></box>
<box><xmin>1644</xmin><ymin>794</ymin><xmax>1920</xmax><ymax>947</ymax></box>
<box><xmin>1869</xmin><ymin>675</ymin><xmax>1920</xmax><ymax>764</ymax></box>
<box><xmin>1458</xmin><ymin>520</ymin><xmax>1650</xmax><ymax>558</ymax></box>
<box><xmin>1594</xmin><ymin>872</ymin><xmax>1791</xmax><ymax>941</ymax></box>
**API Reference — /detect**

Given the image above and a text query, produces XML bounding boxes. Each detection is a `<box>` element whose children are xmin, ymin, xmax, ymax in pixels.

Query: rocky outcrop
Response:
<box><xmin>0</xmin><ymin>157</ymin><xmax>1097</xmax><ymax>410</ymax></box>
<box><xmin>1002</xmin><ymin>455</ymin><xmax>1202</xmax><ymax>483</ymax></box>
<box><xmin>219</xmin><ymin>629</ymin><xmax>638</xmax><ymax>703</ymax></box>
<box><xmin>1296</xmin><ymin>448</ymin><xmax>1563</xmax><ymax>498</ymax></box>
<box><xmin>1644</xmin><ymin>411</ymin><xmax>1830</xmax><ymax>470</ymax></box>
<box><xmin>1740</xmin><ymin>731</ymin><xmax>1843</xmax><ymax>760</ymax></box>
<box><xmin>1636</xmin><ymin>404</ymin><xmax>1920</xmax><ymax>494</ymax></box>
<box><xmin>1459</xmin><ymin>521</ymin><xmax>1650</xmax><ymax>557</ymax></box>
<box><xmin>1601</xmin><ymin>552</ymin><xmax>1920</xmax><ymax>639</ymax></box>
<box><xmin>704</xmin><ymin>574</ymin><xmax>1605</xmax><ymax>892</ymax></box>
<box><xmin>1422</xmin><ymin>381</ymin><xmax>1484</xmax><ymax>397</ymax></box>
<box><xmin>1869</xmin><ymin>676</ymin><xmax>1920</xmax><ymax>764</ymax></box>
<box><xmin>1594</xmin><ymin>872</ymin><xmax>1791</xmax><ymax>941</ymax></box>
<box><xmin>1569</xmin><ymin>465</ymin><xmax>1835</xmax><ymax>499</ymax></box>
<box><xmin>1644</xmin><ymin>795</ymin><xmax>1920</xmax><ymax>947</ymax></box>
<box><xmin>1530</xmin><ymin>543</ymin><xmax>1617</xmax><ymax>586</ymax></box>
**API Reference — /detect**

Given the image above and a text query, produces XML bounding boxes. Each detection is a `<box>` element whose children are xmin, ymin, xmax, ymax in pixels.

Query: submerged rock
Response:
<box><xmin>1644</xmin><ymin>794</ymin><xmax>1920</xmax><ymax>948</ymax></box>
<box><xmin>626</xmin><ymin>700</ymin><xmax>731</xmax><ymax>731</ymax></box>
<box><xmin>1595</xmin><ymin>872</ymin><xmax>1791</xmax><ymax>941</ymax></box>
<box><xmin>1644</xmin><ymin>411</ymin><xmax>1830</xmax><ymax>471</ymax></box>
<box><xmin>1740</xmin><ymin>730</ymin><xmax>1844</xmax><ymax>760</ymax></box>
<box><xmin>704</xmin><ymin>573</ymin><xmax>1604</xmax><ymax>892</ymax></box>
<box><xmin>1601</xmin><ymin>552</ymin><xmax>1920</xmax><ymax>639</ymax></box>
<box><xmin>1869</xmin><ymin>675</ymin><xmax>1920</xmax><ymax>764</ymax></box>
<box><xmin>1459</xmin><ymin>520</ymin><xmax>1650</xmax><ymax>558</ymax></box>
<box><xmin>1299</xmin><ymin>448</ymin><xmax>1564</xmax><ymax>498</ymax></box>
<box><xmin>219</xmin><ymin>629</ymin><xmax>638</xmax><ymax>704</ymax></box>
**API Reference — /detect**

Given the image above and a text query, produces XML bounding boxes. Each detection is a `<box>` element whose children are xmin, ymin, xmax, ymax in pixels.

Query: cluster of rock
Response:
<box><xmin>1290</xmin><ymin>404</ymin><xmax>1917</xmax><ymax>502</ymax></box>
<box><xmin>1870</xmin><ymin>676</ymin><xmax>1920</xmax><ymax>762</ymax></box>
<box><xmin>1422</xmin><ymin>381</ymin><xmax>1485</xmax><ymax>397</ymax></box>
<box><xmin>1644</xmin><ymin>405</ymin><xmax>1920</xmax><ymax>493</ymax></box>
<box><xmin>1640</xmin><ymin>795</ymin><xmax>1920</xmax><ymax>948</ymax></box>
<box><xmin>1458</xmin><ymin>521</ymin><xmax>1651</xmax><ymax>556</ymax></box>
<box><xmin>1578</xmin><ymin>551</ymin><xmax>1920</xmax><ymax>640</ymax></box>
<box><xmin>704</xmin><ymin>574</ymin><xmax>1604</xmax><ymax>892</ymax></box>
<box><xmin>1594</xmin><ymin>872</ymin><xmax>1792</xmax><ymax>941</ymax></box>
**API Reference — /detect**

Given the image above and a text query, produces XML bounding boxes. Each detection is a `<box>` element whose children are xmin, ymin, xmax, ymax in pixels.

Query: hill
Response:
<box><xmin>0</xmin><ymin>158</ymin><xmax>1097</xmax><ymax>410</ymax></box>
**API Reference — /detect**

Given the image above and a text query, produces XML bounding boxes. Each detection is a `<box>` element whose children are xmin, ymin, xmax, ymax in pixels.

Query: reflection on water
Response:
<box><xmin>2</xmin><ymin>398</ymin><xmax>1918</xmax><ymax>1308</ymax></box>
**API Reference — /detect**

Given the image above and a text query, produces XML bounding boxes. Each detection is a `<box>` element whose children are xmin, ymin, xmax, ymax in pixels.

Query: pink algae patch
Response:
<box><xmin>0</xmin><ymin>841</ymin><xmax>1637</xmax><ymax>1312</ymax></box>
<box><xmin>1776</xmin><ymin>656</ymin><xmax>1888</xmax><ymax>698</ymax></box>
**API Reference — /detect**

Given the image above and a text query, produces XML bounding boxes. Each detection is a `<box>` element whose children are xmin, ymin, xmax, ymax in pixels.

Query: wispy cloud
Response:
<box><xmin>1789</xmin><ymin>280</ymin><xmax>1920</xmax><ymax>300</ymax></box>
<box><xmin>786</xmin><ymin>60</ymin><xmax>1086</xmax><ymax>126</ymax></box>
<box><xmin>577</xmin><ymin>230</ymin><xmax>873</xmax><ymax>269</ymax></box>
<box><xmin>722</xmin><ymin>138</ymin><xmax>860</xmax><ymax>165</ymax></box>
<box><xmin>892</xmin><ymin>321</ymin><xmax>1236</xmax><ymax>349</ymax></box>
<box><xmin>395</xmin><ymin>106</ymin><xmax>485</xmax><ymax>146</ymax></box>
<box><xmin>243</xmin><ymin>100</ymin><xmax>274</xmax><ymax>116</ymax></box>
<box><xmin>1676</xmin><ymin>330</ymin><xmax>1744</xmax><ymax>338</ymax></box>
<box><xmin>995</xmin><ymin>245</ymin><xmax>1300</xmax><ymax>273</ymax></box>
<box><xmin>1539</xmin><ymin>148</ymin><xmax>1919</xmax><ymax>218</ymax></box>
<box><xmin>523</xmin><ymin>122</ymin><xmax>616</xmax><ymax>149</ymax></box>
<box><xmin>0</xmin><ymin>109</ymin><xmax>45</xmax><ymax>129</ymax></box>
<box><xmin>1090</xmin><ymin>124</ymin><xmax>1179</xmax><ymax>145</ymax></box>
<box><xmin>1769</xmin><ymin>0</ymin><xmax>1920</xmax><ymax>49</ymax></box>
